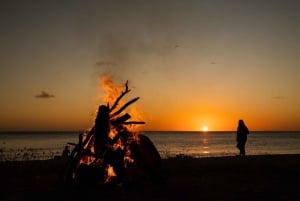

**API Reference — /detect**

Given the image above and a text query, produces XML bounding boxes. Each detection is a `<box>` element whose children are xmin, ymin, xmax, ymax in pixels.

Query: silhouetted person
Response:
<box><xmin>62</xmin><ymin>145</ymin><xmax>70</xmax><ymax>158</ymax></box>
<box><xmin>236</xmin><ymin>119</ymin><xmax>249</xmax><ymax>157</ymax></box>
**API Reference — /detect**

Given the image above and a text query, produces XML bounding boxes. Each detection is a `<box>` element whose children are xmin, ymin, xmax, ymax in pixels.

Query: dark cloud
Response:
<box><xmin>35</xmin><ymin>91</ymin><xmax>55</xmax><ymax>99</ymax></box>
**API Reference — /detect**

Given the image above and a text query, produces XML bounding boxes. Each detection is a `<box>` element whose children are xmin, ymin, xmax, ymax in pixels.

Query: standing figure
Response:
<box><xmin>236</xmin><ymin>119</ymin><xmax>249</xmax><ymax>157</ymax></box>
<box><xmin>62</xmin><ymin>145</ymin><xmax>70</xmax><ymax>158</ymax></box>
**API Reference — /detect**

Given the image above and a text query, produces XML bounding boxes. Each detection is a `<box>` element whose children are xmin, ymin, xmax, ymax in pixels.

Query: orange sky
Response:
<box><xmin>0</xmin><ymin>1</ymin><xmax>300</xmax><ymax>131</ymax></box>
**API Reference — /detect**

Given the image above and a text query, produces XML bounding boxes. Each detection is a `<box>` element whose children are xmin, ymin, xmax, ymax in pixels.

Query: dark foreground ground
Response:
<box><xmin>0</xmin><ymin>154</ymin><xmax>300</xmax><ymax>201</ymax></box>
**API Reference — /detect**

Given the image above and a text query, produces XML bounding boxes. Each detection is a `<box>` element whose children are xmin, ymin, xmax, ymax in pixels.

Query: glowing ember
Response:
<box><xmin>105</xmin><ymin>165</ymin><xmax>117</xmax><ymax>184</ymax></box>
<box><xmin>107</xmin><ymin>165</ymin><xmax>116</xmax><ymax>177</ymax></box>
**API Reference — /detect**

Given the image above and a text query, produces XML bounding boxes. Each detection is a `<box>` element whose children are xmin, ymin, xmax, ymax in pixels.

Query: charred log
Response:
<box><xmin>110</xmin><ymin>97</ymin><xmax>140</xmax><ymax>117</ymax></box>
<box><xmin>94</xmin><ymin>105</ymin><xmax>110</xmax><ymax>154</ymax></box>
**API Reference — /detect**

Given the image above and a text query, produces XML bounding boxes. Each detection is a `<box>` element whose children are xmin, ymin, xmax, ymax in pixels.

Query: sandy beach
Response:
<box><xmin>0</xmin><ymin>154</ymin><xmax>300</xmax><ymax>201</ymax></box>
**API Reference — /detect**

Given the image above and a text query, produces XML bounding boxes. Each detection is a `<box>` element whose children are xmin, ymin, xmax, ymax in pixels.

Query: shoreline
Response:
<box><xmin>1</xmin><ymin>154</ymin><xmax>300</xmax><ymax>200</ymax></box>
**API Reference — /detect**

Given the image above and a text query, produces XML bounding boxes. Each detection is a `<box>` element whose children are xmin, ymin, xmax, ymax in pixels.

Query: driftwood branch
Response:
<box><xmin>122</xmin><ymin>121</ymin><xmax>145</xmax><ymax>125</ymax></box>
<box><xmin>110</xmin><ymin>97</ymin><xmax>140</xmax><ymax>117</ymax></box>
<box><xmin>111</xmin><ymin>113</ymin><xmax>131</xmax><ymax>125</ymax></box>
<box><xmin>109</xmin><ymin>80</ymin><xmax>131</xmax><ymax>112</ymax></box>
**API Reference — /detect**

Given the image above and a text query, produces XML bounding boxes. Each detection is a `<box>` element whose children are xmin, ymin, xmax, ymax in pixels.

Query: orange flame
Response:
<box><xmin>105</xmin><ymin>165</ymin><xmax>117</xmax><ymax>184</ymax></box>
<box><xmin>99</xmin><ymin>74</ymin><xmax>124</xmax><ymax>107</ymax></box>
<box><xmin>97</xmin><ymin>74</ymin><xmax>144</xmax><ymax>139</ymax></box>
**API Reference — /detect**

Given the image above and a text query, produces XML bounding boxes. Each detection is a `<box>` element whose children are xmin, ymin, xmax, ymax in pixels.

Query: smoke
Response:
<box><xmin>96</xmin><ymin>61</ymin><xmax>117</xmax><ymax>67</ymax></box>
<box><xmin>75</xmin><ymin>1</ymin><xmax>180</xmax><ymax>82</ymax></box>
<box><xmin>94</xmin><ymin>32</ymin><xmax>179</xmax><ymax>82</ymax></box>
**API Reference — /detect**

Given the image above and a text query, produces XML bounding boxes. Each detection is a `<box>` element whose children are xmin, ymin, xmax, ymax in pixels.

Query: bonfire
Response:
<box><xmin>60</xmin><ymin>79</ymin><xmax>162</xmax><ymax>187</ymax></box>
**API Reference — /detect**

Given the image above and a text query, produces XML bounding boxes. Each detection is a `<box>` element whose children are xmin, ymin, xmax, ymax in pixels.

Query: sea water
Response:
<box><xmin>0</xmin><ymin>131</ymin><xmax>300</xmax><ymax>161</ymax></box>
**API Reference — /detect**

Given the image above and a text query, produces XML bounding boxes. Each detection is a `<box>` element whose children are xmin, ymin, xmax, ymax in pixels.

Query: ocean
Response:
<box><xmin>1</xmin><ymin>131</ymin><xmax>300</xmax><ymax>161</ymax></box>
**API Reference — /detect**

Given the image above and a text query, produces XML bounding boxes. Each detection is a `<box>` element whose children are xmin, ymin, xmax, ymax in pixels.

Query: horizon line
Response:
<box><xmin>1</xmin><ymin>130</ymin><xmax>300</xmax><ymax>133</ymax></box>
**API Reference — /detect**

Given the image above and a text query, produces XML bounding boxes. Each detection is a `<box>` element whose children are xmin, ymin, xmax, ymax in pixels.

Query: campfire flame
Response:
<box><xmin>99</xmin><ymin>74</ymin><xmax>125</xmax><ymax>109</ymax></box>
<box><xmin>76</xmin><ymin>74</ymin><xmax>144</xmax><ymax>185</ymax></box>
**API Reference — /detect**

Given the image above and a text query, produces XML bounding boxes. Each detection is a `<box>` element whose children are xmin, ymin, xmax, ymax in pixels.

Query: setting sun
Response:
<box><xmin>202</xmin><ymin>126</ymin><xmax>208</xmax><ymax>132</ymax></box>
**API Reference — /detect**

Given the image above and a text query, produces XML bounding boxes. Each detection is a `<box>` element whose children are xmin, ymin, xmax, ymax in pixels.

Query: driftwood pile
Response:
<box><xmin>61</xmin><ymin>81</ymin><xmax>162</xmax><ymax>187</ymax></box>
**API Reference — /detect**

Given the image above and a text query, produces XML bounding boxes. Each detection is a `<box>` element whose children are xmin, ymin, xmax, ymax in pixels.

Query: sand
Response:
<box><xmin>0</xmin><ymin>154</ymin><xmax>300</xmax><ymax>201</ymax></box>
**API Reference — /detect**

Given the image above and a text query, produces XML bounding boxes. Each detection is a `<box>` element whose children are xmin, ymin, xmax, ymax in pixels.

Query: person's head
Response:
<box><xmin>65</xmin><ymin>145</ymin><xmax>69</xmax><ymax>150</ymax></box>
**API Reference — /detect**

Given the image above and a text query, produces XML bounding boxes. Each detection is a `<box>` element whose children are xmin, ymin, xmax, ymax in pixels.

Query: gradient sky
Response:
<box><xmin>1</xmin><ymin>0</ymin><xmax>300</xmax><ymax>131</ymax></box>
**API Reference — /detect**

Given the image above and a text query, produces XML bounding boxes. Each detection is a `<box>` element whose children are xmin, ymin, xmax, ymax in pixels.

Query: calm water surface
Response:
<box><xmin>1</xmin><ymin>131</ymin><xmax>300</xmax><ymax>161</ymax></box>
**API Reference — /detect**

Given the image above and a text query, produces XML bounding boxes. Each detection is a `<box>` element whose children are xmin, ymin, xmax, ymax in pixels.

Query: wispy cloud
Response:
<box><xmin>272</xmin><ymin>96</ymin><xmax>284</xmax><ymax>100</ymax></box>
<box><xmin>35</xmin><ymin>91</ymin><xmax>55</xmax><ymax>99</ymax></box>
<box><xmin>96</xmin><ymin>61</ymin><xmax>117</xmax><ymax>67</ymax></box>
